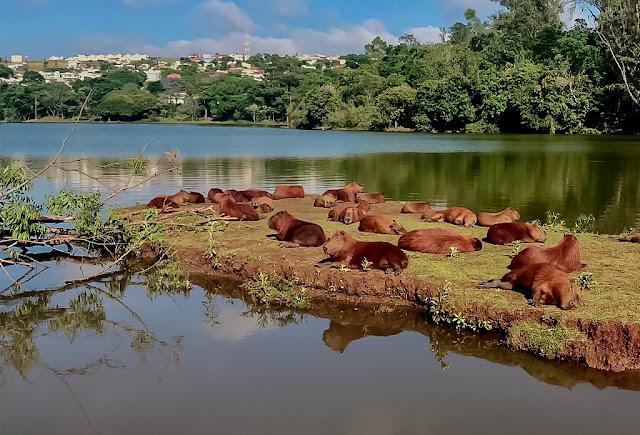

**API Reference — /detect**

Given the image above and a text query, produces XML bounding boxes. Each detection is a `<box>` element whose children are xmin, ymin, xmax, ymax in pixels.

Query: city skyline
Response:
<box><xmin>2</xmin><ymin>0</ymin><xmax>503</xmax><ymax>58</ymax></box>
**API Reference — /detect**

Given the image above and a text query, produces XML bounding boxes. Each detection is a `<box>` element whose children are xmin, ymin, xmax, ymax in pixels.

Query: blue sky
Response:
<box><xmin>2</xmin><ymin>0</ymin><xmax>503</xmax><ymax>58</ymax></box>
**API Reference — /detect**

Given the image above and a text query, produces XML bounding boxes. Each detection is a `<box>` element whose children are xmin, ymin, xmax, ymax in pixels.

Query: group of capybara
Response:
<box><xmin>146</xmin><ymin>182</ymin><xmax>640</xmax><ymax>311</ymax></box>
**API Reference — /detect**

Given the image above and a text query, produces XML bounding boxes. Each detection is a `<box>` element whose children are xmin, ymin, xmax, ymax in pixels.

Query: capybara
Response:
<box><xmin>267</xmin><ymin>211</ymin><xmax>326</xmax><ymax>247</ymax></box>
<box><xmin>421</xmin><ymin>209</ymin><xmax>446</xmax><ymax>222</ymax></box>
<box><xmin>328</xmin><ymin>201</ymin><xmax>371</xmax><ymax>221</ymax></box>
<box><xmin>323</xmin><ymin>230</ymin><xmax>408</xmax><ymax>272</ymax></box>
<box><xmin>252</xmin><ymin>196</ymin><xmax>274</xmax><ymax>213</ymax></box>
<box><xmin>223</xmin><ymin>189</ymin><xmax>251</xmax><ymax>203</ymax></box>
<box><xmin>477</xmin><ymin>208</ymin><xmax>520</xmax><ymax>227</ymax></box>
<box><xmin>477</xmin><ymin>263</ymin><xmax>581</xmax><ymax>310</ymax></box>
<box><xmin>314</xmin><ymin>193</ymin><xmax>337</xmax><ymax>208</ymax></box>
<box><xmin>146</xmin><ymin>196</ymin><xmax>180</xmax><ymax>212</ymax></box>
<box><xmin>207</xmin><ymin>188</ymin><xmax>223</xmax><ymax>203</ymax></box>
<box><xmin>338</xmin><ymin>205</ymin><xmax>368</xmax><ymax>225</ymax></box>
<box><xmin>356</xmin><ymin>192</ymin><xmax>385</xmax><ymax>204</ymax></box>
<box><xmin>272</xmin><ymin>185</ymin><xmax>305</xmax><ymax>200</ymax></box>
<box><xmin>486</xmin><ymin>222</ymin><xmax>547</xmax><ymax>245</ymax></box>
<box><xmin>508</xmin><ymin>234</ymin><xmax>583</xmax><ymax>273</ymax></box>
<box><xmin>398</xmin><ymin>229</ymin><xmax>482</xmax><ymax>254</ymax></box>
<box><xmin>218</xmin><ymin>194</ymin><xmax>259</xmax><ymax>221</ymax></box>
<box><xmin>241</xmin><ymin>189</ymin><xmax>273</xmax><ymax>200</ymax></box>
<box><xmin>167</xmin><ymin>190</ymin><xmax>205</xmax><ymax>205</ymax></box>
<box><xmin>621</xmin><ymin>234</ymin><xmax>640</xmax><ymax>243</ymax></box>
<box><xmin>401</xmin><ymin>202</ymin><xmax>431</xmax><ymax>214</ymax></box>
<box><xmin>442</xmin><ymin>207</ymin><xmax>477</xmax><ymax>227</ymax></box>
<box><xmin>358</xmin><ymin>215</ymin><xmax>407</xmax><ymax>235</ymax></box>
<box><xmin>323</xmin><ymin>182</ymin><xmax>364</xmax><ymax>203</ymax></box>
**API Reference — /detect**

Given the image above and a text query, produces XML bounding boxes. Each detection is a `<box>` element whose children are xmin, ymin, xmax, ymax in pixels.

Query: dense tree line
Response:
<box><xmin>1</xmin><ymin>0</ymin><xmax>639</xmax><ymax>133</ymax></box>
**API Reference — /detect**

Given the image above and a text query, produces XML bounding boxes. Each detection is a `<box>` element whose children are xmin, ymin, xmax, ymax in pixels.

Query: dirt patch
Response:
<box><xmin>120</xmin><ymin>197</ymin><xmax>640</xmax><ymax>371</ymax></box>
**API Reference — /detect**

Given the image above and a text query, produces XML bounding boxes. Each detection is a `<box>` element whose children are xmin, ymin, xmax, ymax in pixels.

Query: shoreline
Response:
<box><xmin>120</xmin><ymin>198</ymin><xmax>640</xmax><ymax>372</ymax></box>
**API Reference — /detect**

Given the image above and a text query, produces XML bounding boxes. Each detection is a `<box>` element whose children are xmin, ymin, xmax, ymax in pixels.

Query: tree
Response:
<box><xmin>146</xmin><ymin>81</ymin><xmax>165</xmax><ymax>96</ymax></box>
<box><xmin>98</xmin><ymin>86</ymin><xmax>158</xmax><ymax>121</ymax></box>
<box><xmin>399</xmin><ymin>33</ymin><xmax>419</xmax><ymax>46</ymax></box>
<box><xmin>246</xmin><ymin>103</ymin><xmax>260</xmax><ymax>122</ymax></box>
<box><xmin>365</xmin><ymin>37</ymin><xmax>389</xmax><ymax>61</ymax></box>
<box><xmin>22</xmin><ymin>71</ymin><xmax>44</xmax><ymax>84</ymax></box>
<box><xmin>0</xmin><ymin>64</ymin><xmax>13</xmax><ymax>79</ymax></box>
<box><xmin>375</xmin><ymin>84</ymin><xmax>417</xmax><ymax>130</ymax></box>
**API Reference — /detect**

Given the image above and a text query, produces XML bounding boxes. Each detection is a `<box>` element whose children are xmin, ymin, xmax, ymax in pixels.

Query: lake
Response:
<box><xmin>1</xmin><ymin>124</ymin><xmax>640</xmax><ymax>434</ymax></box>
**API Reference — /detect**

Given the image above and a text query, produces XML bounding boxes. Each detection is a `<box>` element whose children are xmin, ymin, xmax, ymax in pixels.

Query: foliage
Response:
<box><xmin>574</xmin><ymin>213</ymin><xmax>596</xmax><ymax>233</ymax></box>
<box><xmin>243</xmin><ymin>273</ymin><xmax>309</xmax><ymax>310</ymax></box>
<box><xmin>46</xmin><ymin>190</ymin><xmax>104</xmax><ymax>236</ymax></box>
<box><xmin>543</xmin><ymin>210</ymin><xmax>568</xmax><ymax>231</ymax></box>
<box><xmin>146</xmin><ymin>259</ymin><xmax>191</xmax><ymax>295</ymax></box>
<box><xmin>0</xmin><ymin>197</ymin><xmax>46</xmax><ymax>240</ymax></box>
<box><xmin>576</xmin><ymin>271</ymin><xmax>596</xmax><ymax>291</ymax></box>
<box><xmin>426</xmin><ymin>281</ymin><xmax>492</xmax><ymax>332</ymax></box>
<box><xmin>507</xmin><ymin>320</ymin><xmax>584</xmax><ymax>359</ymax></box>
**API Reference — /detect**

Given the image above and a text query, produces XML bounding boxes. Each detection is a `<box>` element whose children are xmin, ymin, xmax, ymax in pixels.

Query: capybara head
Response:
<box><xmin>530</xmin><ymin>223</ymin><xmax>547</xmax><ymax>243</ymax></box>
<box><xmin>323</xmin><ymin>230</ymin><xmax>354</xmax><ymax>256</ymax></box>
<box><xmin>389</xmin><ymin>220</ymin><xmax>407</xmax><ymax>235</ymax></box>
<box><xmin>472</xmin><ymin>238</ymin><xmax>483</xmax><ymax>251</ymax></box>
<box><xmin>342</xmin><ymin>207</ymin><xmax>359</xmax><ymax>225</ymax></box>
<box><xmin>207</xmin><ymin>188</ymin><xmax>223</xmax><ymax>202</ymax></box>
<box><xmin>268</xmin><ymin>210</ymin><xmax>291</xmax><ymax>230</ymax></box>
<box><xmin>346</xmin><ymin>182</ymin><xmax>364</xmax><ymax>193</ymax></box>
<box><xmin>356</xmin><ymin>200</ymin><xmax>371</xmax><ymax>213</ymax></box>
<box><xmin>630</xmin><ymin>234</ymin><xmax>640</xmax><ymax>243</ymax></box>
<box><xmin>504</xmin><ymin>208</ymin><xmax>520</xmax><ymax>221</ymax></box>
<box><xmin>422</xmin><ymin>210</ymin><xmax>445</xmax><ymax>222</ymax></box>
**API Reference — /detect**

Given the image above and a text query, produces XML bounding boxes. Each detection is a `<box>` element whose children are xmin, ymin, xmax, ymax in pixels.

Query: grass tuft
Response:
<box><xmin>506</xmin><ymin>321</ymin><xmax>584</xmax><ymax>359</ymax></box>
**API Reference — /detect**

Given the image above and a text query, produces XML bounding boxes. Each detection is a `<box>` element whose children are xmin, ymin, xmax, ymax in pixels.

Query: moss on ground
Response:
<box><xmin>506</xmin><ymin>321</ymin><xmax>585</xmax><ymax>359</ymax></box>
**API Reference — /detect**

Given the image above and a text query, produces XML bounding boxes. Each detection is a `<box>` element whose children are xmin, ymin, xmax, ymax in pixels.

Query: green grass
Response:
<box><xmin>506</xmin><ymin>321</ymin><xmax>585</xmax><ymax>359</ymax></box>
<box><xmin>242</xmin><ymin>273</ymin><xmax>309</xmax><ymax>310</ymax></box>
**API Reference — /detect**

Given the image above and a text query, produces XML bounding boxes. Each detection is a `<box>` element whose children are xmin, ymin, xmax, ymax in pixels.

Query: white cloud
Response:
<box><xmin>271</xmin><ymin>0</ymin><xmax>308</xmax><ymax>17</ymax></box>
<box><xmin>198</xmin><ymin>0</ymin><xmax>254</xmax><ymax>32</ymax></box>
<box><xmin>405</xmin><ymin>26</ymin><xmax>444</xmax><ymax>44</ymax></box>
<box><xmin>445</xmin><ymin>0</ymin><xmax>502</xmax><ymax>18</ymax></box>
<box><xmin>141</xmin><ymin>33</ymin><xmax>295</xmax><ymax>57</ymax></box>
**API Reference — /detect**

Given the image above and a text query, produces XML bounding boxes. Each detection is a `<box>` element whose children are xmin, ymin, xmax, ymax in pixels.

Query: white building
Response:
<box><xmin>145</xmin><ymin>69</ymin><xmax>162</xmax><ymax>81</ymax></box>
<box><xmin>10</xmin><ymin>55</ymin><xmax>25</xmax><ymax>63</ymax></box>
<box><xmin>203</xmin><ymin>54</ymin><xmax>212</xmax><ymax>64</ymax></box>
<box><xmin>68</xmin><ymin>53</ymin><xmax>149</xmax><ymax>63</ymax></box>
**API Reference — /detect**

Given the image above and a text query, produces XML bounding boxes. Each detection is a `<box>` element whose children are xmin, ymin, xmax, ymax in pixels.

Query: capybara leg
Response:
<box><xmin>477</xmin><ymin>279</ymin><xmax>511</xmax><ymax>290</ymax></box>
<box><xmin>530</xmin><ymin>288</ymin><xmax>542</xmax><ymax>307</ymax></box>
<box><xmin>278</xmin><ymin>241</ymin><xmax>301</xmax><ymax>248</ymax></box>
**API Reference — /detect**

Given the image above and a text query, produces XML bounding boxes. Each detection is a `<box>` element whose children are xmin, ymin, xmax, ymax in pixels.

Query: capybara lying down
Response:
<box><xmin>207</xmin><ymin>188</ymin><xmax>223</xmax><ymax>203</ymax></box>
<box><xmin>272</xmin><ymin>185</ymin><xmax>305</xmax><ymax>200</ymax></box>
<box><xmin>422</xmin><ymin>207</ymin><xmax>477</xmax><ymax>227</ymax></box>
<box><xmin>218</xmin><ymin>194</ymin><xmax>259</xmax><ymax>221</ymax></box>
<box><xmin>240</xmin><ymin>189</ymin><xmax>273</xmax><ymax>200</ymax></box>
<box><xmin>356</xmin><ymin>192</ymin><xmax>385</xmax><ymax>204</ymax></box>
<box><xmin>328</xmin><ymin>201</ymin><xmax>371</xmax><ymax>221</ymax></box>
<box><xmin>338</xmin><ymin>205</ymin><xmax>368</xmax><ymax>225</ymax></box>
<box><xmin>314</xmin><ymin>193</ymin><xmax>337</xmax><ymax>208</ymax></box>
<box><xmin>358</xmin><ymin>215</ymin><xmax>407</xmax><ymax>235</ymax></box>
<box><xmin>486</xmin><ymin>222</ymin><xmax>547</xmax><ymax>245</ymax></box>
<box><xmin>508</xmin><ymin>234</ymin><xmax>583</xmax><ymax>273</ymax></box>
<box><xmin>477</xmin><ymin>208</ymin><xmax>520</xmax><ymax>227</ymax></box>
<box><xmin>477</xmin><ymin>263</ymin><xmax>581</xmax><ymax>310</ymax></box>
<box><xmin>252</xmin><ymin>196</ymin><xmax>274</xmax><ymax>213</ymax></box>
<box><xmin>168</xmin><ymin>190</ymin><xmax>206</xmax><ymax>204</ymax></box>
<box><xmin>146</xmin><ymin>196</ymin><xmax>180</xmax><ymax>212</ymax></box>
<box><xmin>620</xmin><ymin>234</ymin><xmax>640</xmax><ymax>243</ymax></box>
<box><xmin>268</xmin><ymin>211</ymin><xmax>326</xmax><ymax>247</ymax></box>
<box><xmin>401</xmin><ymin>202</ymin><xmax>431</xmax><ymax>214</ymax></box>
<box><xmin>224</xmin><ymin>189</ymin><xmax>251</xmax><ymax>203</ymax></box>
<box><xmin>323</xmin><ymin>230</ymin><xmax>408</xmax><ymax>272</ymax></box>
<box><xmin>323</xmin><ymin>182</ymin><xmax>364</xmax><ymax>203</ymax></box>
<box><xmin>398</xmin><ymin>229</ymin><xmax>482</xmax><ymax>254</ymax></box>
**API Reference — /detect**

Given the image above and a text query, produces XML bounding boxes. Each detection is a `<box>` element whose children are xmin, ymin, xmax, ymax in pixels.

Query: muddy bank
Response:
<box><xmin>122</xmin><ymin>198</ymin><xmax>640</xmax><ymax>371</ymax></box>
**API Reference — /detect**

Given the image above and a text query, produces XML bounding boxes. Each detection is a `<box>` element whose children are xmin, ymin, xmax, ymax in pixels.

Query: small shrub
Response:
<box><xmin>448</xmin><ymin>246</ymin><xmax>460</xmax><ymax>258</ymax></box>
<box><xmin>576</xmin><ymin>271</ymin><xmax>596</xmax><ymax>290</ymax></box>
<box><xmin>573</xmin><ymin>213</ymin><xmax>595</xmax><ymax>233</ymax></box>
<box><xmin>361</xmin><ymin>257</ymin><xmax>372</xmax><ymax>271</ymax></box>
<box><xmin>543</xmin><ymin>211</ymin><xmax>568</xmax><ymax>232</ymax></box>
<box><xmin>508</xmin><ymin>240</ymin><xmax>523</xmax><ymax>258</ymax></box>
<box><xmin>243</xmin><ymin>273</ymin><xmax>308</xmax><ymax>310</ymax></box>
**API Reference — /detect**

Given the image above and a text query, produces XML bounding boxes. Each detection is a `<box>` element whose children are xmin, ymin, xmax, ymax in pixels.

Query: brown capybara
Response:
<box><xmin>323</xmin><ymin>230</ymin><xmax>408</xmax><ymax>272</ymax></box>
<box><xmin>328</xmin><ymin>201</ymin><xmax>371</xmax><ymax>221</ymax></box>
<box><xmin>621</xmin><ymin>234</ymin><xmax>640</xmax><ymax>243</ymax></box>
<box><xmin>223</xmin><ymin>189</ymin><xmax>251</xmax><ymax>203</ymax></box>
<box><xmin>207</xmin><ymin>188</ymin><xmax>223</xmax><ymax>203</ymax></box>
<box><xmin>218</xmin><ymin>194</ymin><xmax>259</xmax><ymax>221</ymax></box>
<box><xmin>267</xmin><ymin>211</ymin><xmax>326</xmax><ymax>247</ymax></box>
<box><xmin>477</xmin><ymin>208</ymin><xmax>520</xmax><ymax>227</ymax></box>
<box><xmin>401</xmin><ymin>202</ymin><xmax>431</xmax><ymax>214</ymax></box>
<box><xmin>338</xmin><ymin>205</ymin><xmax>368</xmax><ymax>225</ymax></box>
<box><xmin>146</xmin><ymin>196</ymin><xmax>180</xmax><ymax>212</ymax></box>
<box><xmin>508</xmin><ymin>234</ymin><xmax>583</xmax><ymax>273</ymax></box>
<box><xmin>358</xmin><ymin>215</ymin><xmax>407</xmax><ymax>235</ymax></box>
<box><xmin>167</xmin><ymin>190</ymin><xmax>205</xmax><ymax>205</ymax></box>
<box><xmin>486</xmin><ymin>222</ymin><xmax>547</xmax><ymax>245</ymax></box>
<box><xmin>323</xmin><ymin>182</ymin><xmax>364</xmax><ymax>203</ymax></box>
<box><xmin>398</xmin><ymin>229</ymin><xmax>482</xmax><ymax>254</ymax></box>
<box><xmin>272</xmin><ymin>185</ymin><xmax>305</xmax><ymax>200</ymax></box>
<box><xmin>442</xmin><ymin>207</ymin><xmax>477</xmax><ymax>227</ymax></box>
<box><xmin>241</xmin><ymin>189</ymin><xmax>273</xmax><ymax>200</ymax></box>
<box><xmin>478</xmin><ymin>263</ymin><xmax>581</xmax><ymax>310</ymax></box>
<box><xmin>314</xmin><ymin>193</ymin><xmax>337</xmax><ymax>208</ymax></box>
<box><xmin>252</xmin><ymin>196</ymin><xmax>274</xmax><ymax>213</ymax></box>
<box><xmin>356</xmin><ymin>192</ymin><xmax>385</xmax><ymax>204</ymax></box>
<box><xmin>421</xmin><ymin>209</ymin><xmax>446</xmax><ymax>222</ymax></box>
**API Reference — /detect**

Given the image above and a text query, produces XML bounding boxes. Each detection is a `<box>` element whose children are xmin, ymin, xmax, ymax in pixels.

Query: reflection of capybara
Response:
<box><xmin>323</xmin><ymin>182</ymin><xmax>364</xmax><ymax>203</ymax></box>
<box><xmin>486</xmin><ymin>222</ymin><xmax>547</xmax><ymax>245</ymax></box>
<box><xmin>146</xmin><ymin>196</ymin><xmax>180</xmax><ymax>212</ymax></box>
<box><xmin>478</xmin><ymin>263</ymin><xmax>581</xmax><ymax>310</ymax></box>
<box><xmin>272</xmin><ymin>185</ymin><xmax>305</xmax><ymax>200</ymax></box>
<box><xmin>398</xmin><ymin>229</ymin><xmax>482</xmax><ymax>254</ymax></box>
<box><xmin>323</xmin><ymin>231</ymin><xmax>408</xmax><ymax>272</ymax></box>
<box><xmin>223</xmin><ymin>189</ymin><xmax>251</xmax><ymax>203</ymax></box>
<box><xmin>338</xmin><ymin>205</ymin><xmax>368</xmax><ymax>225</ymax></box>
<box><xmin>328</xmin><ymin>201</ymin><xmax>371</xmax><ymax>221</ymax></box>
<box><xmin>478</xmin><ymin>208</ymin><xmax>520</xmax><ymax>227</ymax></box>
<box><xmin>358</xmin><ymin>215</ymin><xmax>407</xmax><ymax>235</ymax></box>
<box><xmin>356</xmin><ymin>192</ymin><xmax>385</xmax><ymax>204</ymax></box>
<box><xmin>267</xmin><ymin>211</ymin><xmax>326</xmax><ymax>247</ymax></box>
<box><xmin>314</xmin><ymin>193</ymin><xmax>337</xmax><ymax>208</ymax></box>
<box><xmin>401</xmin><ymin>202</ymin><xmax>431</xmax><ymax>214</ymax></box>
<box><xmin>241</xmin><ymin>189</ymin><xmax>273</xmax><ymax>200</ymax></box>
<box><xmin>508</xmin><ymin>234</ymin><xmax>583</xmax><ymax>273</ymax></box>
<box><xmin>252</xmin><ymin>196</ymin><xmax>274</xmax><ymax>213</ymax></box>
<box><xmin>207</xmin><ymin>188</ymin><xmax>223</xmax><ymax>203</ymax></box>
<box><xmin>218</xmin><ymin>194</ymin><xmax>260</xmax><ymax>221</ymax></box>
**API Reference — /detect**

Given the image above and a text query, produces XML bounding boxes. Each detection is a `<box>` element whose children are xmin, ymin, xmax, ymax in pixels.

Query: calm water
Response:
<box><xmin>1</xmin><ymin>123</ymin><xmax>639</xmax><ymax>233</ymax></box>
<box><xmin>2</xmin><ymin>124</ymin><xmax>640</xmax><ymax>434</ymax></box>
